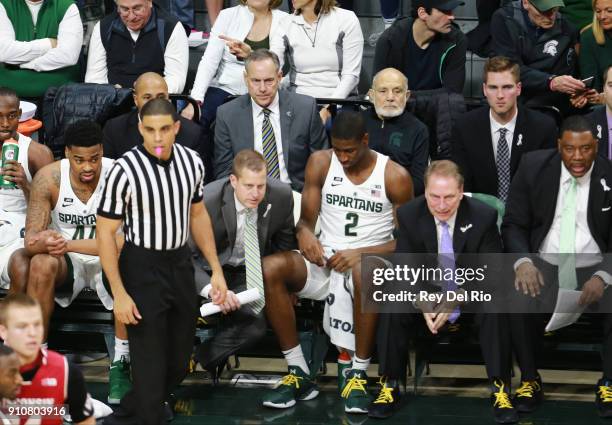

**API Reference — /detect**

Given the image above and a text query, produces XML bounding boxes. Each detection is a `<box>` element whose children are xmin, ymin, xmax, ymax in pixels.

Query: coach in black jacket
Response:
<box><xmin>502</xmin><ymin>116</ymin><xmax>612</xmax><ymax>417</ymax></box>
<box><xmin>372</xmin><ymin>160</ymin><xmax>515</xmax><ymax>423</ymax></box>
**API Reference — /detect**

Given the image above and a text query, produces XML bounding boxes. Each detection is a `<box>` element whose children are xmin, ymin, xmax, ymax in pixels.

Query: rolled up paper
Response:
<box><xmin>200</xmin><ymin>288</ymin><xmax>261</xmax><ymax>317</ymax></box>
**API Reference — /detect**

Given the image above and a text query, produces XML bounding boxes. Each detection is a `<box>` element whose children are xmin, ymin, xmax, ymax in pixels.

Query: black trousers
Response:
<box><xmin>377</xmin><ymin>312</ymin><xmax>513</xmax><ymax>383</ymax></box>
<box><xmin>510</xmin><ymin>261</ymin><xmax>612</xmax><ymax>380</ymax></box>
<box><xmin>196</xmin><ymin>265</ymin><xmax>266</xmax><ymax>372</ymax></box>
<box><xmin>114</xmin><ymin>243</ymin><xmax>198</xmax><ymax>425</ymax></box>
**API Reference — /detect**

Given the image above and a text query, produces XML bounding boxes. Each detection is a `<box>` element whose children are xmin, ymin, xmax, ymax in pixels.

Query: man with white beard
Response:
<box><xmin>364</xmin><ymin>68</ymin><xmax>429</xmax><ymax>195</ymax></box>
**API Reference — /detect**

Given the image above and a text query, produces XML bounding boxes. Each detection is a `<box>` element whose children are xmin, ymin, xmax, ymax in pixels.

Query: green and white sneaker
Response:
<box><xmin>108</xmin><ymin>356</ymin><xmax>131</xmax><ymax>404</ymax></box>
<box><xmin>341</xmin><ymin>369</ymin><xmax>371</xmax><ymax>414</ymax></box>
<box><xmin>262</xmin><ymin>366</ymin><xmax>319</xmax><ymax>409</ymax></box>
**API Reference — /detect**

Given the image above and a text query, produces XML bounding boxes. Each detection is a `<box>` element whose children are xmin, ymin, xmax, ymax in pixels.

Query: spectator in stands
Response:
<box><xmin>452</xmin><ymin>56</ymin><xmax>557</xmax><ymax>202</ymax></box>
<box><xmin>261</xmin><ymin>111</ymin><xmax>412</xmax><ymax>413</ymax></box>
<box><xmin>192</xmin><ymin>149</ymin><xmax>296</xmax><ymax>376</ymax></box>
<box><xmin>0</xmin><ymin>87</ymin><xmax>54</xmax><ymax>293</ymax></box>
<box><xmin>371</xmin><ymin>161</ymin><xmax>514</xmax><ymax>423</ymax></box>
<box><xmin>585</xmin><ymin>65</ymin><xmax>612</xmax><ymax>158</ymax></box>
<box><xmin>12</xmin><ymin>121</ymin><xmax>132</xmax><ymax>406</ymax></box>
<box><xmin>365</xmin><ymin>67</ymin><xmax>429</xmax><ymax>195</ymax></box>
<box><xmin>0</xmin><ymin>344</ymin><xmax>21</xmax><ymax>402</ymax></box>
<box><xmin>373</xmin><ymin>0</ymin><xmax>467</xmax><ymax>94</ymax></box>
<box><xmin>579</xmin><ymin>0</ymin><xmax>612</xmax><ymax>98</ymax></box>
<box><xmin>490</xmin><ymin>0</ymin><xmax>584</xmax><ymax>115</ymax></box>
<box><xmin>103</xmin><ymin>72</ymin><xmax>204</xmax><ymax>160</ymax></box>
<box><xmin>270</xmin><ymin>0</ymin><xmax>364</xmax><ymax>123</ymax></box>
<box><xmin>502</xmin><ymin>115</ymin><xmax>612</xmax><ymax>418</ymax></box>
<box><xmin>85</xmin><ymin>0</ymin><xmax>188</xmax><ymax>94</ymax></box>
<box><xmin>0</xmin><ymin>0</ymin><xmax>82</xmax><ymax>100</ymax></box>
<box><xmin>184</xmin><ymin>0</ymin><xmax>288</xmax><ymax>136</ymax></box>
<box><xmin>0</xmin><ymin>293</ymin><xmax>96</xmax><ymax>424</ymax></box>
<box><xmin>214</xmin><ymin>49</ymin><xmax>328</xmax><ymax>192</ymax></box>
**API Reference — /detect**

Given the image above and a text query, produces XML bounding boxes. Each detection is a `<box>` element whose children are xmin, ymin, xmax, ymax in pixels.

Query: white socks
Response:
<box><xmin>282</xmin><ymin>345</ymin><xmax>309</xmax><ymax>374</ymax></box>
<box><xmin>113</xmin><ymin>337</ymin><xmax>130</xmax><ymax>363</ymax></box>
<box><xmin>383</xmin><ymin>18</ymin><xmax>396</xmax><ymax>29</ymax></box>
<box><xmin>352</xmin><ymin>355</ymin><xmax>371</xmax><ymax>371</ymax></box>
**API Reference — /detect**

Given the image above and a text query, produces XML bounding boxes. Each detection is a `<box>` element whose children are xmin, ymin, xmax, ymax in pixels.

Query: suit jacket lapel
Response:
<box><xmin>587</xmin><ymin>159</ymin><xmax>607</xmax><ymax>247</ymax></box>
<box><xmin>221</xmin><ymin>183</ymin><xmax>237</xmax><ymax>252</ymax></box>
<box><xmin>420</xmin><ymin>212</ymin><xmax>438</xmax><ymax>253</ymax></box>
<box><xmin>257</xmin><ymin>190</ymin><xmax>272</xmax><ymax>253</ymax></box>
<box><xmin>541</xmin><ymin>155</ymin><xmax>562</xmax><ymax>233</ymax></box>
<box><xmin>453</xmin><ymin>200</ymin><xmax>469</xmax><ymax>254</ymax></box>
<box><xmin>278</xmin><ymin>92</ymin><xmax>292</xmax><ymax>169</ymax></box>
<box><xmin>241</xmin><ymin>95</ymin><xmax>255</xmax><ymax>151</ymax></box>
<box><xmin>596</xmin><ymin>107</ymin><xmax>609</xmax><ymax>158</ymax></box>
<box><xmin>479</xmin><ymin>109</ymin><xmax>498</xmax><ymax>189</ymax></box>
<box><xmin>510</xmin><ymin>107</ymin><xmax>525</xmax><ymax>173</ymax></box>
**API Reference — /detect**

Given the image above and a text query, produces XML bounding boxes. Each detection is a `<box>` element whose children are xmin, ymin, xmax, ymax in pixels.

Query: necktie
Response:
<box><xmin>496</xmin><ymin>128</ymin><xmax>511</xmax><ymax>203</ymax></box>
<box><xmin>262</xmin><ymin>108</ymin><xmax>280</xmax><ymax>179</ymax></box>
<box><xmin>244</xmin><ymin>209</ymin><xmax>265</xmax><ymax>313</ymax></box>
<box><xmin>440</xmin><ymin>221</ymin><xmax>460</xmax><ymax>323</ymax></box>
<box><xmin>558</xmin><ymin>177</ymin><xmax>578</xmax><ymax>289</ymax></box>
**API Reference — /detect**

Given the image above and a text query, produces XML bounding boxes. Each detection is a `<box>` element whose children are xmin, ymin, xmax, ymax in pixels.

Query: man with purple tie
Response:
<box><xmin>370</xmin><ymin>160</ymin><xmax>515</xmax><ymax>423</ymax></box>
<box><xmin>586</xmin><ymin>65</ymin><xmax>612</xmax><ymax>160</ymax></box>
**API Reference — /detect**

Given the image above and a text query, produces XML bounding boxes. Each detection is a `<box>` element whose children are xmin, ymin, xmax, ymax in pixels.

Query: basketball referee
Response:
<box><xmin>96</xmin><ymin>99</ymin><xmax>227</xmax><ymax>425</ymax></box>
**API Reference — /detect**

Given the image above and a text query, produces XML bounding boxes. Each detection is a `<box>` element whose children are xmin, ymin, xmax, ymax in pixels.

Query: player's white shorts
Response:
<box><xmin>0</xmin><ymin>238</ymin><xmax>24</xmax><ymax>290</ymax></box>
<box><xmin>296</xmin><ymin>249</ymin><xmax>356</xmax><ymax>351</ymax></box>
<box><xmin>56</xmin><ymin>252</ymin><xmax>113</xmax><ymax>310</ymax></box>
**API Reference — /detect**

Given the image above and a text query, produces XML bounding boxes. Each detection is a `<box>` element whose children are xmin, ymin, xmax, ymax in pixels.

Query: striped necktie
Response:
<box><xmin>558</xmin><ymin>177</ymin><xmax>578</xmax><ymax>290</ymax></box>
<box><xmin>262</xmin><ymin>108</ymin><xmax>280</xmax><ymax>179</ymax></box>
<box><xmin>245</xmin><ymin>209</ymin><xmax>265</xmax><ymax>313</ymax></box>
<box><xmin>496</xmin><ymin>128</ymin><xmax>511</xmax><ymax>203</ymax></box>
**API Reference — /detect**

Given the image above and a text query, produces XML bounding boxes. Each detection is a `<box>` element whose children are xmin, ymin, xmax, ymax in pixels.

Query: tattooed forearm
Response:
<box><xmin>25</xmin><ymin>170</ymin><xmax>54</xmax><ymax>237</ymax></box>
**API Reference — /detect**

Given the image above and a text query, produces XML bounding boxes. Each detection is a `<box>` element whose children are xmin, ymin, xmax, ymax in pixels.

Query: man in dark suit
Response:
<box><xmin>192</xmin><ymin>149</ymin><xmax>297</xmax><ymax>374</ymax></box>
<box><xmin>585</xmin><ymin>65</ymin><xmax>612</xmax><ymax>160</ymax></box>
<box><xmin>452</xmin><ymin>56</ymin><xmax>557</xmax><ymax>202</ymax></box>
<box><xmin>502</xmin><ymin>115</ymin><xmax>612</xmax><ymax>418</ymax></box>
<box><xmin>213</xmin><ymin>49</ymin><xmax>328</xmax><ymax>192</ymax></box>
<box><xmin>102</xmin><ymin>72</ymin><xmax>205</xmax><ymax>163</ymax></box>
<box><xmin>370</xmin><ymin>160</ymin><xmax>515</xmax><ymax>423</ymax></box>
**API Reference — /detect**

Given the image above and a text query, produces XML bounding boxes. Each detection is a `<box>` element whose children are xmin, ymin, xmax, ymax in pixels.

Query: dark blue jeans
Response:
<box><xmin>201</xmin><ymin>86</ymin><xmax>233</xmax><ymax>136</ymax></box>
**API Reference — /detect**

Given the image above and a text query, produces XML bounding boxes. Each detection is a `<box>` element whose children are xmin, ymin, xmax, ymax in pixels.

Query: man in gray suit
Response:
<box><xmin>193</xmin><ymin>149</ymin><xmax>297</xmax><ymax>374</ymax></box>
<box><xmin>213</xmin><ymin>49</ymin><xmax>328</xmax><ymax>192</ymax></box>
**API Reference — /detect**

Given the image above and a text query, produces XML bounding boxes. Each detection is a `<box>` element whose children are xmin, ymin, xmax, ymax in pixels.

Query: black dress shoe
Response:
<box><xmin>490</xmin><ymin>379</ymin><xmax>518</xmax><ymax>424</ymax></box>
<box><xmin>513</xmin><ymin>376</ymin><xmax>543</xmax><ymax>413</ymax></box>
<box><xmin>596</xmin><ymin>378</ymin><xmax>612</xmax><ymax>418</ymax></box>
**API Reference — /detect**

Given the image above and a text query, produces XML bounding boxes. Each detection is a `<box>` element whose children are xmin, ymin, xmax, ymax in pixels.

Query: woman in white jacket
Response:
<box><xmin>270</xmin><ymin>0</ymin><xmax>363</xmax><ymax>123</ymax></box>
<box><xmin>186</xmin><ymin>0</ymin><xmax>288</xmax><ymax>129</ymax></box>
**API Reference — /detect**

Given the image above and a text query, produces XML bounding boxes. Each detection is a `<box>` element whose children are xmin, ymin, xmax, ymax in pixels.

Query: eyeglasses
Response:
<box><xmin>117</xmin><ymin>4</ymin><xmax>147</xmax><ymax>17</ymax></box>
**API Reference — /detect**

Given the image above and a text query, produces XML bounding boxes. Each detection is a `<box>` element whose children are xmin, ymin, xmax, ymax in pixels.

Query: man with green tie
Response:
<box><xmin>502</xmin><ymin>115</ymin><xmax>612</xmax><ymax>418</ymax></box>
<box><xmin>192</xmin><ymin>149</ymin><xmax>297</xmax><ymax>375</ymax></box>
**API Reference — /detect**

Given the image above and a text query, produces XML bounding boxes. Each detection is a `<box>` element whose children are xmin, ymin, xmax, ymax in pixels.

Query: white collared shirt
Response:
<box><xmin>489</xmin><ymin>108</ymin><xmax>518</xmax><ymax>162</ymax></box>
<box><xmin>434</xmin><ymin>212</ymin><xmax>457</xmax><ymax>253</ymax></box>
<box><xmin>251</xmin><ymin>93</ymin><xmax>291</xmax><ymax>184</ymax></box>
<box><xmin>227</xmin><ymin>194</ymin><xmax>249</xmax><ymax>266</ymax></box>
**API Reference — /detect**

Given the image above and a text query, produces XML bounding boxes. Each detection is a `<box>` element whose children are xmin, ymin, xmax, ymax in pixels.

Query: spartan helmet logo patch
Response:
<box><xmin>543</xmin><ymin>40</ymin><xmax>559</xmax><ymax>57</ymax></box>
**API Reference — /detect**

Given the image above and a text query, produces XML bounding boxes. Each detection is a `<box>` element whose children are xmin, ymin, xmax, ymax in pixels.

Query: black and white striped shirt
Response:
<box><xmin>97</xmin><ymin>144</ymin><xmax>205</xmax><ymax>251</ymax></box>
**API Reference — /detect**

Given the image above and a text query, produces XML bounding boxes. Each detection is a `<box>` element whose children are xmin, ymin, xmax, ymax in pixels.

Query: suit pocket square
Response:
<box><xmin>603</xmin><ymin>206</ymin><xmax>611</xmax><ymax>212</ymax></box>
